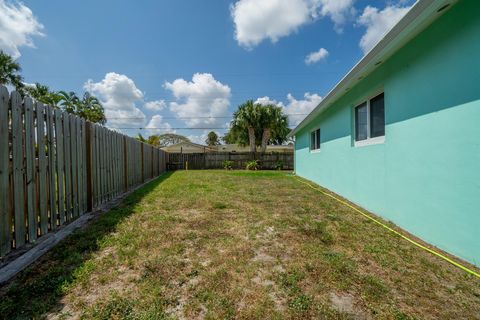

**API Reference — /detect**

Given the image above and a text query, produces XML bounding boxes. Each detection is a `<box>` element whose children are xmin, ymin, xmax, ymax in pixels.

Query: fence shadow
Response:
<box><xmin>0</xmin><ymin>172</ymin><xmax>173</xmax><ymax>319</ymax></box>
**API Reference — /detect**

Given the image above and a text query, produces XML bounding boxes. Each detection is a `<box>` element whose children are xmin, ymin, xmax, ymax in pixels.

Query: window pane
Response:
<box><xmin>370</xmin><ymin>93</ymin><xmax>385</xmax><ymax>138</ymax></box>
<box><xmin>315</xmin><ymin>129</ymin><xmax>321</xmax><ymax>149</ymax></box>
<box><xmin>310</xmin><ymin>131</ymin><xmax>316</xmax><ymax>150</ymax></box>
<box><xmin>355</xmin><ymin>102</ymin><xmax>368</xmax><ymax>141</ymax></box>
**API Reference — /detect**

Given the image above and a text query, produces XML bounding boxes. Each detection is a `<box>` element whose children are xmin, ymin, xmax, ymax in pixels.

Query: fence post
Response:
<box><xmin>85</xmin><ymin>122</ymin><xmax>93</xmax><ymax>212</ymax></box>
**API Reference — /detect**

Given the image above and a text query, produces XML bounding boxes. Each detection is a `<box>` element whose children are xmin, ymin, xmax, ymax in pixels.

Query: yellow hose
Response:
<box><xmin>293</xmin><ymin>176</ymin><xmax>480</xmax><ymax>279</ymax></box>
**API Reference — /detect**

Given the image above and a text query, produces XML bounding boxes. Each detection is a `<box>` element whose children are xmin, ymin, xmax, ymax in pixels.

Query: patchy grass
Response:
<box><xmin>0</xmin><ymin>170</ymin><xmax>479</xmax><ymax>319</ymax></box>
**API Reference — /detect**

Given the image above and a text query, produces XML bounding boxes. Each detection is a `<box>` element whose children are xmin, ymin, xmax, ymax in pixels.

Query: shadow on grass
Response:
<box><xmin>0</xmin><ymin>172</ymin><xmax>173</xmax><ymax>319</ymax></box>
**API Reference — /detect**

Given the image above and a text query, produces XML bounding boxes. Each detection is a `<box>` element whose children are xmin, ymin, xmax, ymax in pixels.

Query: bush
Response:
<box><xmin>246</xmin><ymin>160</ymin><xmax>259</xmax><ymax>170</ymax></box>
<box><xmin>223</xmin><ymin>160</ymin><xmax>233</xmax><ymax>170</ymax></box>
<box><xmin>274</xmin><ymin>160</ymin><xmax>283</xmax><ymax>170</ymax></box>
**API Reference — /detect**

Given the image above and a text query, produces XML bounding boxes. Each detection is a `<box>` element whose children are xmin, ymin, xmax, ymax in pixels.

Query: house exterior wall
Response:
<box><xmin>294</xmin><ymin>1</ymin><xmax>480</xmax><ymax>265</ymax></box>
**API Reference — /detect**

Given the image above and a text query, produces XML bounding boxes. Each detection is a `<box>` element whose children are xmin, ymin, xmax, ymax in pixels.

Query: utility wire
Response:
<box><xmin>105</xmin><ymin>113</ymin><xmax>309</xmax><ymax>120</ymax></box>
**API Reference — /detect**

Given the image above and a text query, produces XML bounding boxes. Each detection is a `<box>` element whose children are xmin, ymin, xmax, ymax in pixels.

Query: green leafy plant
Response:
<box><xmin>274</xmin><ymin>160</ymin><xmax>283</xmax><ymax>170</ymax></box>
<box><xmin>223</xmin><ymin>160</ymin><xmax>233</xmax><ymax>170</ymax></box>
<box><xmin>246</xmin><ymin>160</ymin><xmax>259</xmax><ymax>171</ymax></box>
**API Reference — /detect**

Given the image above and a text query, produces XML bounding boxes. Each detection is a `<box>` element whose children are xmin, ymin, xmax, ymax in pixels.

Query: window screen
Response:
<box><xmin>310</xmin><ymin>131</ymin><xmax>316</xmax><ymax>150</ymax></box>
<box><xmin>370</xmin><ymin>93</ymin><xmax>385</xmax><ymax>138</ymax></box>
<box><xmin>310</xmin><ymin>129</ymin><xmax>320</xmax><ymax>150</ymax></box>
<box><xmin>355</xmin><ymin>102</ymin><xmax>368</xmax><ymax>141</ymax></box>
<box><xmin>315</xmin><ymin>129</ymin><xmax>320</xmax><ymax>149</ymax></box>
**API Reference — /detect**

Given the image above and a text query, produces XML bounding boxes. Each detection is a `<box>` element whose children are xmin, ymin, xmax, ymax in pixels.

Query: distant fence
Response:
<box><xmin>166</xmin><ymin>152</ymin><xmax>294</xmax><ymax>170</ymax></box>
<box><xmin>0</xmin><ymin>86</ymin><xmax>167</xmax><ymax>258</ymax></box>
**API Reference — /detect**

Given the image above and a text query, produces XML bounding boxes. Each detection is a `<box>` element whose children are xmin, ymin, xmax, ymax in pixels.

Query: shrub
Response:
<box><xmin>246</xmin><ymin>160</ymin><xmax>259</xmax><ymax>170</ymax></box>
<box><xmin>223</xmin><ymin>160</ymin><xmax>233</xmax><ymax>170</ymax></box>
<box><xmin>274</xmin><ymin>160</ymin><xmax>283</xmax><ymax>170</ymax></box>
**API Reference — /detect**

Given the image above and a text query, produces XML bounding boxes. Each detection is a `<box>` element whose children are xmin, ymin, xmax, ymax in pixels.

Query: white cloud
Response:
<box><xmin>357</xmin><ymin>5</ymin><xmax>412</xmax><ymax>54</ymax></box>
<box><xmin>144</xmin><ymin>100</ymin><xmax>166</xmax><ymax>111</ymax></box>
<box><xmin>187</xmin><ymin>131</ymin><xmax>210</xmax><ymax>145</ymax></box>
<box><xmin>312</xmin><ymin>0</ymin><xmax>356</xmax><ymax>32</ymax></box>
<box><xmin>145</xmin><ymin>115</ymin><xmax>173</xmax><ymax>135</ymax></box>
<box><xmin>255</xmin><ymin>92</ymin><xmax>322</xmax><ymax>125</ymax></box>
<box><xmin>305</xmin><ymin>47</ymin><xmax>329</xmax><ymax>65</ymax></box>
<box><xmin>0</xmin><ymin>0</ymin><xmax>44</xmax><ymax>58</ymax></box>
<box><xmin>231</xmin><ymin>0</ymin><xmax>310</xmax><ymax>48</ymax></box>
<box><xmin>255</xmin><ymin>96</ymin><xmax>280</xmax><ymax>106</ymax></box>
<box><xmin>84</xmin><ymin>72</ymin><xmax>146</xmax><ymax>128</ymax></box>
<box><xmin>231</xmin><ymin>0</ymin><xmax>355</xmax><ymax>48</ymax></box>
<box><xmin>164</xmin><ymin>73</ymin><xmax>231</xmax><ymax>128</ymax></box>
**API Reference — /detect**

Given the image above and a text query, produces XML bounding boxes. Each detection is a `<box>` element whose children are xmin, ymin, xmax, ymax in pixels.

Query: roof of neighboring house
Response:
<box><xmin>214</xmin><ymin>144</ymin><xmax>293</xmax><ymax>153</ymax></box>
<box><xmin>161</xmin><ymin>141</ymin><xmax>216</xmax><ymax>152</ymax></box>
<box><xmin>288</xmin><ymin>0</ymin><xmax>457</xmax><ymax>138</ymax></box>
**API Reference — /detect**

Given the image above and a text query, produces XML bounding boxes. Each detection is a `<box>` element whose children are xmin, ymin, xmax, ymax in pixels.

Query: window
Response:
<box><xmin>354</xmin><ymin>93</ymin><xmax>385</xmax><ymax>145</ymax></box>
<box><xmin>310</xmin><ymin>128</ymin><xmax>320</xmax><ymax>151</ymax></box>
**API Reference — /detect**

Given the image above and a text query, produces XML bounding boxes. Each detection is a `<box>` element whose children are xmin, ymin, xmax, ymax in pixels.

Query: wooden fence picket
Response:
<box><xmin>11</xmin><ymin>91</ymin><xmax>26</xmax><ymax>247</ymax></box>
<box><xmin>63</xmin><ymin>113</ymin><xmax>72</xmax><ymax>221</ymax></box>
<box><xmin>55</xmin><ymin>109</ymin><xmax>65</xmax><ymax>224</ymax></box>
<box><xmin>0</xmin><ymin>86</ymin><xmax>10</xmax><ymax>255</ymax></box>
<box><xmin>24</xmin><ymin>97</ymin><xmax>37</xmax><ymax>242</ymax></box>
<box><xmin>36</xmin><ymin>103</ymin><xmax>48</xmax><ymax>235</ymax></box>
<box><xmin>46</xmin><ymin>105</ymin><xmax>57</xmax><ymax>231</ymax></box>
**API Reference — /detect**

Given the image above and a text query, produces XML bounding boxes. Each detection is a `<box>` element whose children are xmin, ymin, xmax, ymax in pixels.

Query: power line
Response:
<box><xmin>109</xmin><ymin>126</ymin><xmax>301</xmax><ymax>130</ymax></box>
<box><xmin>105</xmin><ymin>113</ymin><xmax>309</xmax><ymax>120</ymax></box>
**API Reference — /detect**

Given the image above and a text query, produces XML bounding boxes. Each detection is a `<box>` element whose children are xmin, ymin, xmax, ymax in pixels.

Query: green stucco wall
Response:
<box><xmin>294</xmin><ymin>0</ymin><xmax>480</xmax><ymax>265</ymax></box>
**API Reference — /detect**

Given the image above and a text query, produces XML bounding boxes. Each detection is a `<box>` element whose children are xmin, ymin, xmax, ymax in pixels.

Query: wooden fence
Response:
<box><xmin>167</xmin><ymin>152</ymin><xmax>293</xmax><ymax>170</ymax></box>
<box><xmin>0</xmin><ymin>86</ymin><xmax>167</xmax><ymax>258</ymax></box>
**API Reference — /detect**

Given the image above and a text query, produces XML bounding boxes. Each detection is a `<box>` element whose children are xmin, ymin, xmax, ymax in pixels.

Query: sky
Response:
<box><xmin>0</xmin><ymin>0</ymin><xmax>415</xmax><ymax>143</ymax></box>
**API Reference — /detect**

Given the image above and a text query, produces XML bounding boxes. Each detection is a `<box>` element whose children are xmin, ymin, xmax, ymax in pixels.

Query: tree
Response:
<box><xmin>230</xmin><ymin>100</ymin><xmax>261</xmax><ymax>152</ymax></box>
<box><xmin>136</xmin><ymin>133</ymin><xmax>147</xmax><ymax>143</ymax></box>
<box><xmin>205</xmin><ymin>131</ymin><xmax>220</xmax><ymax>146</ymax></box>
<box><xmin>58</xmin><ymin>91</ymin><xmax>79</xmax><ymax>113</ymax></box>
<box><xmin>0</xmin><ymin>51</ymin><xmax>24</xmax><ymax>90</ymax></box>
<box><xmin>226</xmin><ymin>100</ymin><xmax>290</xmax><ymax>152</ymax></box>
<box><xmin>24</xmin><ymin>83</ymin><xmax>62</xmax><ymax>107</ymax></box>
<box><xmin>137</xmin><ymin>133</ymin><xmax>190</xmax><ymax>148</ymax></box>
<box><xmin>76</xmin><ymin>92</ymin><xmax>106</xmax><ymax>124</ymax></box>
<box><xmin>258</xmin><ymin>104</ymin><xmax>289</xmax><ymax>153</ymax></box>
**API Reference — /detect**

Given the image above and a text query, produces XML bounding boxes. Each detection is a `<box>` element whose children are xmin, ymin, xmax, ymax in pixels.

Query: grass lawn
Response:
<box><xmin>0</xmin><ymin>170</ymin><xmax>479</xmax><ymax>319</ymax></box>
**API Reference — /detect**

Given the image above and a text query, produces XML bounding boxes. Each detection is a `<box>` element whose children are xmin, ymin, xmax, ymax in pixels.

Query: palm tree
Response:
<box><xmin>24</xmin><ymin>83</ymin><xmax>62</xmax><ymax>107</ymax></box>
<box><xmin>230</xmin><ymin>100</ymin><xmax>261</xmax><ymax>152</ymax></box>
<box><xmin>0</xmin><ymin>51</ymin><xmax>24</xmax><ymax>90</ymax></box>
<box><xmin>58</xmin><ymin>91</ymin><xmax>79</xmax><ymax>113</ymax></box>
<box><xmin>136</xmin><ymin>133</ymin><xmax>147</xmax><ymax>143</ymax></box>
<box><xmin>259</xmin><ymin>105</ymin><xmax>289</xmax><ymax>153</ymax></box>
<box><xmin>78</xmin><ymin>92</ymin><xmax>106</xmax><ymax>124</ymax></box>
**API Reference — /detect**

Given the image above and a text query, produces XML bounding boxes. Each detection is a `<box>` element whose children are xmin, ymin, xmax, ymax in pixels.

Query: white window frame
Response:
<box><xmin>353</xmin><ymin>92</ymin><xmax>385</xmax><ymax>148</ymax></box>
<box><xmin>310</xmin><ymin>127</ymin><xmax>321</xmax><ymax>153</ymax></box>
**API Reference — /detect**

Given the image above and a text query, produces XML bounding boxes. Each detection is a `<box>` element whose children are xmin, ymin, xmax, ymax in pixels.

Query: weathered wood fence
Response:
<box><xmin>167</xmin><ymin>152</ymin><xmax>293</xmax><ymax>170</ymax></box>
<box><xmin>0</xmin><ymin>86</ymin><xmax>167</xmax><ymax>258</ymax></box>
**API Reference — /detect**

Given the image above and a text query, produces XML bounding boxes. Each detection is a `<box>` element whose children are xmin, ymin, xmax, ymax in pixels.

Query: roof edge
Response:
<box><xmin>288</xmin><ymin>0</ymin><xmax>456</xmax><ymax>138</ymax></box>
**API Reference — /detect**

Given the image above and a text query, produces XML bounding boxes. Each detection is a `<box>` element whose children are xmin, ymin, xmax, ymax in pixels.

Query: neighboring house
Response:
<box><xmin>161</xmin><ymin>141</ymin><xmax>216</xmax><ymax>154</ymax></box>
<box><xmin>215</xmin><ymin>144</ymin><xmax>294</xmax><ymax>153</ymax></box>
<box><xmin>289</xmin><ymin>0</ymin><xmax>479</xmax><ymax>265</ymax></box>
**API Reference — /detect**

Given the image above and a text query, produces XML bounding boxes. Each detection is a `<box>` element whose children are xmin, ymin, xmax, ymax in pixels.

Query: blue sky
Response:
<box><xmin>1</xmin><ymin>0</ymin><xmax>414</xmax><ymax>143</ymax></box>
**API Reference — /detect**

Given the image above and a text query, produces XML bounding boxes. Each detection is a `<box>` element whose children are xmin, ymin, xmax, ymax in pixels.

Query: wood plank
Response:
<box><xmin>45</xmin><ymin>105</ymin><xmax>57</xmax><ymax>230</ymax></box>
<box><xmin>54</xmin><ymin>109</ymin><xmax>65</xmax><ymax>225</ymax></box>
<box><xmin>36</xmin><ymin>103</ymin><xmax>48</xmax><ymax>235</ymax></box>
<box><xmin>24</xmin><ymin>97</ymin><xmax>37</xmax><ymax>242</ymax></box>
<box><xmin>76</xmin><ymin>118</ymin><xmax>83</xmax><ymax>215</ymax></box>
<box><xmin>94</xmin><ymin>125</ymin><xmax>100</xmax><ymax>206</ymax></box>
<box><xmin>82</xmin><ymin>120</ymin><xmax>88</xmax><ymax>211</ymax></box>
<box><xmin>11</xmin><ymin>91</ymin><xmax>25</xmax><ymax>247</ymax></box>
<box><xmin>70</xmin><ymin>115</ymin><xmax>78</xmax><ymax>218</ymax></box>
<box><xmin>0</xmin><ymin>86</ymin><xmax>11</xmax><ymax>255</ymax></box>
<box><xmin>63</xmin><ymin>113</ymin><xmax>72</xmax><ymax>221</ymax></box>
